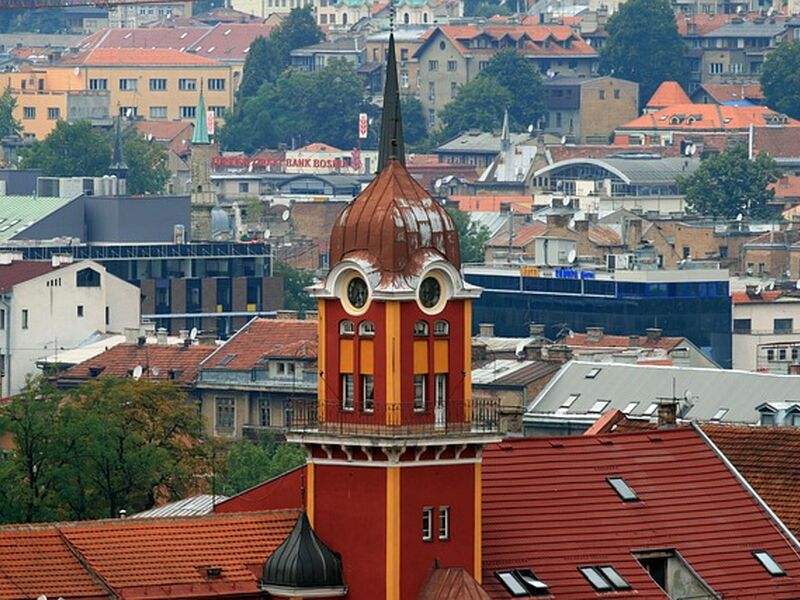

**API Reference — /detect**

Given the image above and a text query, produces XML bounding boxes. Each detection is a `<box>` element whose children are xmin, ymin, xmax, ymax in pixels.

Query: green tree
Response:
<box><xmin>761</xmin><ymin>40</ymin><xmax>800</xmax><ymax>119</ymax></box>
<box><xmin>0</xmin><ymin>89</ymin><xmax>21</xmax><ymax>138</ymax></box>
<box><xmin>218</xmin><ymin>432</ymin><xmax>305</xmax><ymax>495</ymax></box>
<box><xmin>446</xmin><ymin>207</ymin><xmax>491</xmax><ymax>263</ymax></box>
<box><xmin>3</xmin><ymin>9</ymin><xmax>65</xmax><ymax>33</ymax></box>
<box><xmin>440</xmin><ymin>77</ymin><xmax>513</xmax><ymax>137</ymax></box>
<box><xmin>679</xmin><ymin>144</ymin><xmax>781</xmax><ymax>219</ymax></box>
<box><xmin>480</xmin><ymin>49</ymin><xmax>544</xmax><ymax>129</ymax></box>
<box><xmin>401</xmin><ymin>95</ymin><xmax>429</xmax><ymax>147</ymax></box>
<box><xmin>274</xmin><ymin>261</ymin><xmax>316</xmax><ymax>314</ymax></box>
<box><xmin>238</xmin><ymin>36</ymin><xmax>285</xmax><ymax>99</ymax></box>
<box><xmin>123</xmin><ymin>128</ymin><xmax>171</xmax><ymax>195</ymax></box>
<box><xmin>599</xmin><ymin>0</ymin><xmax>689</xmax><ymax>104</ymax></box>
<box><xmin>20</xmin><ymin>120</ymin><xmax>112</xmax><ymax>177</ymax></box>
<box><xmin>271</xmin><ymin>6</ymin><xmax>324</xmax><ymax>66</ymax></box>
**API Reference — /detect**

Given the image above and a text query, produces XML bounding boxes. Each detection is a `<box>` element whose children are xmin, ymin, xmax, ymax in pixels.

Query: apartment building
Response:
<box><xmin>415</xmin><ymin>24</ymin><xmax>597</xmax><ymax>129</ymax></box>
<box><xmin>366</xmin><ymin>29</ymin><xmax>426</xmax><ymax>94</ymax></box>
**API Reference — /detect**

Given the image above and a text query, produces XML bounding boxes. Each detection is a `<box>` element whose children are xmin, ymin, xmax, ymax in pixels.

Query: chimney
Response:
<box><xmin>179</xmin><ymin>329</ymin><xmax>189</xmax><ymax>341</ymax></box>
<box><xmin>137</xmin><ymin>335</ymin><xmax>146</xmax><ymax>348</ymax></box>
<box><xmin>657</xmin><ymin>400</ymin><xmax>678</xmax><ymax>428</ymax></box>
<box><xmin>156</xmin><ymin>327</ymin><xmax>168</xmax><ymax>345</ymax></box>
<box><xmin>628</xmin><ymin>218</ymin><xmax>643</xmax><ymax>247</ymax></box>
<box><xmin>546</xmin><ymin>213</ymin><xmax>570</xmax><ymax>228</ymax></box>
<box><xmin>547</xmin><ymin>343</ymin><xmax>573</xmax><ymax>363</ymax></box>
<box><xmin>746</xmin><ymin>284</ymin><xmax>760</xmax><ymax>298</ymax></box>
<box><xmin>529</xmin><ymin>323</ymin><xmax>545</xmax><ymax>337</ymax></box>
<box><xmin>523</xmin><ymin>339</ymin><xmax>544</xmax><ymax>360</ymax></box>
<box><xmin>304</xmin><ymin>310</ymin><xmax>319</xmax><ymax>321</ymax></box>
<box><xmin>646</xmin><ymin>328</ymin><xmax>662</xmax><ymax>343</ymax></box>
<box><xmin>586</xmin><ymin>326</ymin><xmax>604</xmax><ymax>342</ymax></box>
<box><xmin>124</xmin><ymin>327</ymin><xmax>140</xmax><ymax>344</ymax></box>
<box><xmin>277</xmin><ymin>310</ymin><xmax>298</xmax><ymax>320</ymax></box>
<box><xmin>574</xmin><ymin>219</ymin><xmax>590</xmax><ymax>233</ymax></box>
<box><xmin>628</xmin><ymin>334</ymin><xmax>640</xmax><ymax>346</ymax></box>
<box><xmin>478</xmin><ymin>323</ymin><xmax>495</xmax><ymax>337</ymax></box>
<box><xmin>472</xmin><ymin>339</ymin><xmax>488</xmax><ymax>362</ymax></box>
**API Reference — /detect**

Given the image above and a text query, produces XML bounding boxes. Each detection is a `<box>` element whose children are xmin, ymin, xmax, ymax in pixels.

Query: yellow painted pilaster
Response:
<box><xmin>386</xmin><ymin>466</ymin><xmax>401</xmax><ymax>600</ymax></box>
<box><xmin>385</xmin><ymin>302</ymin><xmax>401</xmax><ymax>426</ymax></box>
<box><xmin>317</xmin><ymin>300</ymin><xmax>326</xmax><ymax>423</ymax></box>
<box><xmin>474</xmin><ymin>462</ymin><xmax>482</xmax><ymax>583</ymax></box>
<box><xmin>306</xmin><ymin>463</ymin><xmax>315</xmax><ymax>526</ymax></box>
<box><xmin>464</xmin><ymin>300</ymin><xmax>473</xmax><ymax>421</ymax></box>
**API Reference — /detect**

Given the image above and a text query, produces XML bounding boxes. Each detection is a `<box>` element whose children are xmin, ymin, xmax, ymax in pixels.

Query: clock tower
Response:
<box><xmin>286</xmin><ymin>32</ymin><xmax>500</xmax><ymax>600</ymax></box>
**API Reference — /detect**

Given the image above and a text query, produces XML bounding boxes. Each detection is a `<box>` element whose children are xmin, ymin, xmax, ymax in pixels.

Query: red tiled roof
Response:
<box><xmin>0</xmin><ymin>511</ymin><xmax>297</xmax><ymax>600</ymax></box>
<box><xmin>731</xmin><ymin>290</ymin><xmax>787</xmax><ymax>304</ymax></box>
<box><xmin>587</xmin><ymin>223</ymin><xmax>622</xmax><ymax>246</ymax></box>
<box><xmin>754</xmin><ymin>126</ymin><xmax>800</xmax><ymax>158</ymax></box>
<box><xmin>0</xmin><ymin>262</ymin><xmax>58</xmax><ymax>293</ymax></box>
<box><xmin>450</xmin><ymin>195</ymin><xmax>533</xmax><ymax>214</ymax></box>
<box><xmin>74</xmin><ymin>26</ymin><xmax>210</xmax><ymax>52</ymax></box>
<box><xmin>418</xmin><ymin>567</ymin><xmax>491</xmax><ymax>600</ymax></box>
<box><xmin>421</xmin><ymin>25</ymin><xmax>595</xmax><ymax>58</ymax></box>
<box><xmin>481</xmin><ymin>426</ymin><xmax>800</xmax><ymax>599</ymax></box>
<box><xmin>135</xmin><ymin>120</ymin><xmax>193</xmax><ymax>143</ymax></box>
<box><xmin>202</xmin><ymin>318</ymin><xmax>317</xmax><ymax>370</ymax></box>
<box><xmin>60</xmin><ymin>343</ymin><xmax>216</xmax><ymax>384</ymax></box>
<box><xmin>675</xmin><ymin>13</ymin><xmax>732</xmax><ymax>36</ymax></box>
<box><xmin>702</xmin><ymin>424</ymin><xmax>800</xmax><ymax>537</ymax></box>
<box><xmin>487</xmin><ymin>222</ymin><xmax>545</xmax><ymax>248</ymax></box>
<box><xmin>295</xmin><ymin>142</ymin><xmax>342</xmax><ymax>153</ymax></box>
<box><xmin>699</xmin><ymin>83</ymin><xmax>764</xmax><ymax>103</ymax></box>
<box><xmin>773</xmin><ymin>175</ymin><xmax>800</xmax><ymax>199</ymax></box>
<box><xmin>646</xmin><ymin>81</ymin><xmax>691</xmax><ymax>108</ymax></box>
<box><xmin>565</xmin><ymin>332</ymin><xmax>684</xmax><ymax>350</ymax></box>
<box><xmin>188</xmin><ymin>23</ymin><xmax>281</xmax><ymax>61</ymax></box>
<box><xmin>619</xmin><ymin>104</ymin><xmax>800</xmax><ymax>131</ymax></box>
<box><xmin>61</xmin><ymin>47</ymin><xmax>221</xmax><ymax>66</ymax></box>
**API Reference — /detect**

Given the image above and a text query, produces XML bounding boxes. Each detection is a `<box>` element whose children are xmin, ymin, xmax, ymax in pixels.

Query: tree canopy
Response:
<box><xmin>446</xmin><ymin>207</ymin><xmax>491</xmax><ymax>263</ymax></box>
<box><xmin>122</xmin><ymin>126</ymin><xmax>171</xmax><ymax>194</ymax></box>
<box><xmin>440</xmin><ymin>77</ymin><xmax>514</xmax><ymax>137</ymax></box>
<box><xmin>598</xmin><ymin>0</ymin><xmax>689</xmax><ymax>104</ymax></box>
<box><xmin>0</xmin><ymin>89</ymin><xmax>21</xmax><ymax>139</ymax></box>
<box><xmin>218</xmin><ymin>432</ymin><xmax>305</xmax><ymax>495</ymax></box>
<box><xmin>761</xmin><ymin>40</ymin><xmax>800</xmax><ymax>120</ymax></box>
<box><xmin>274</xmin><ymin>261</ymin><xmax>316</xmax><ymax>315</ymax></box>
<box><xmin>679</xmin><ymin>144</ymin><xmax>781</xmax><ymax>219</ymax></box>
<box><xmin>479</xmin><ymin>50</ymin><xmax>544</xmax><ymax>130</ymax></box>
<box><xmin>271</xmin><ymin>6</ymin><xmax>324</xmax><ymax>66</ymax></box>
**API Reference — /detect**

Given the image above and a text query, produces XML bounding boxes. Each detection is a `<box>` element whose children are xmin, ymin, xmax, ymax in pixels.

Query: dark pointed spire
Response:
<box><xmin>377</xmin><ymin>30</ymin><xmax>405</xmax><ymax>171</ymax></box>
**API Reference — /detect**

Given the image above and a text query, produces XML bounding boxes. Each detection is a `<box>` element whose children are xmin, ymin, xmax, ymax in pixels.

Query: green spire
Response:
<box><xmin>192</xmin><ymin>86</ymin><xmax>210</xmax><ymax>145</ymax></box>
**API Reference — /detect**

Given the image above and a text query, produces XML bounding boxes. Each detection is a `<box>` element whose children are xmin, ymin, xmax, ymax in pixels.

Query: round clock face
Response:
<box><xmin>346</xmin><ymin>277</ymin><xmax>368</xmax><ymax>309</ymax></box>
<box><xmin>419</xmin><ymin>276</ymin><xmax>442</xmax><ymax>309</ymax></box>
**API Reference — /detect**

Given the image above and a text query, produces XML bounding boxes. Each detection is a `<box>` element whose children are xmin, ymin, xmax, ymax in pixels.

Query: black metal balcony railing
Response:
<box><xmin>287</xmin><ymin>398</ymin><xmax>499</xmax><ymax>437</ymax></box>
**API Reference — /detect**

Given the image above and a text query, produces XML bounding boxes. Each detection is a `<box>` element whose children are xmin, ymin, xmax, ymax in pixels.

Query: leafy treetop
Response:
<box><xmin>761</xmin><ymin>40</ymin><xmax>800</xmax><ymax>120</ymax></box>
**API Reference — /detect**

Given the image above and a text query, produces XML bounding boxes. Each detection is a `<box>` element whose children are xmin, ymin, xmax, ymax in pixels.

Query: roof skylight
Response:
<box><xmin>579</xmin><ymin>566</ymin><xmax>630</xmax><ymax>592</ymax></box>
<box><xmin>711</xmin><ymin>408</ymin><xmax>729</xmax><ymax>422</ymax></box>
<box><xmin>589</xmin><ymin>400</ymin><xmax>610</xmax><ymax>414</ymax></box>
<box><xmin>754</xmin><ymin>551</ymin><xmax>785</xmax><ymax>576</ymax></box>
<box><xmin>217</xmin><ymin>353</ymin><xmax>237</xmax><ymax>366</ymax></box>
<box><xmin>643</xmin><ymin>403</ymin><xmax>658</xmax><ymax>416</ymax></box>
<box><xmin>585</xmin><ymin>367</ymin><xmax>601</xmax><ymax>379</ymax></box>
<box><xmin>608</xmin><ymin>477</ymin><xmax>639</xmax><ymax>502</ymax></box>
<box><xmin>561</xmin><ymin>393</ymin><xmax>580</xmax><ymax>408</ymax></box>
<box><xmin>495</xmin><ymin>570</ymin><xmax>549</xmax><ymax>597</ymax></box>
<box><xmin>623</xmin><ymin>401</ymin><xmax>638</xmax><ymax>414</ymax></box>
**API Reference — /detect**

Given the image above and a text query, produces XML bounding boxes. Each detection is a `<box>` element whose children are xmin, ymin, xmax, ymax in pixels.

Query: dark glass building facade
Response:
<box><xmin>465</xmin><ymin>267</ymin><xmax>732</xmax><ymax>368</ymax></box>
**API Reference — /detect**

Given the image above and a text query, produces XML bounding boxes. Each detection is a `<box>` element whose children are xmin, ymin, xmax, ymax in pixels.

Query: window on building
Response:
<box><xmin>358</xmin><ymin>321</ymin><xmax>375</xmax><ymax>336</ymax></box>
<box><xmin>89</xmin><ymin>78</ymin><xmax>107</xmax><ymax>90</ymax></box>
<box><xmin>414</xmin><ymin>374</ymin><xmax>427</xmax><ymax>411</ymax></box>
<box><xmin>362</xmin><ymin>375</ymin><xmax>374</xmax><ymax>412</ymax></box>
<box><xmin>210</xmin><ymin>106</ymin><xmax>225</xmax><ymax>117</ymax></box>
<box><xmin>428</xmin><ymin>59</ymin><xmax>439</xmax><ymax>71</ymax></box>
<box><xmin>479</xmin><ymin>60</ymin><xmax>489</xmax><ymax>71</ymax></box>
<box><xmin>178</xmin><ymin>78</ymin><xmax>197</xmax><ymax>91</ymax></box>
<box><xmin>709</xmin><ymin>62</ymin><xmax>723</xmax><ymax>74</ymax></box>
<box><xmin>119</xmin><ymin>106</ymin><xmax>137</xmax><ymax>118</ymax></box>
<box><xmin>579</xmin><ymin>566</ymin><xmax>630</xmax><ymax>592</ymax></box>
<box><xmin>23</xmin><ymin>107</ymin><xmax>35</xmax><ymax>120</ymax></box>
<box><xmin>711</xmin><ymin>407</ymin><xmax>728</xmax><ymax>421</ymax></box>
<box><xmin>754</xmin><ymin>551</ymin><xmax>785</xmax><ymax>576</ymax></box>
<box><xmin>422</xmin><ymin>507</ymin><xmax>433</xmax><ymax>541</ymax></box>
<box><xmin>433</xmin><ymin>320</ymin><xmax>449</xmax><ymax>336</ymax></box>
<box><xmin>259</xmin><ymin>399</ymin><xmax>271</xmax><ymax>426</ymax></box>
<box><xmin>733</xmin><ymin>319</ymin><xmax>752</xmax><ymax>334</ymax></box>
<box><xmin>447</xmin><ymin>60</ymin><xmax>457</xmax><ymax>71</ymax></box>
<box><xmin>761</xmin><ymin>412</ymin><xmax>776</xmax><ymax>426</ymax></box>
<box><xmin>76</xmin><ymin>268</ymin><xmax>101</xmax><ymax>287</ymax></box>
<box><xmin>428</xmin><ymin>81</ymin><xmax>436</xmax><ymax>101</ymax></box>
<box><xmin>614</xmin><ymin>89</ymin><xmax>620</xmax><ymax>99</ymax></box>
<box><xmin>342</xmin><ymin>374</ymin><xmax>354</xmax><ymax>410</ymax></box>
<box><xmin>149</xmin><ymin>105</ymin><xmax>168</xmax><ymax>119</ymax></box>
<box><xmin>608</xmin><ymin>477</ymin><xmax>639</xmax><ymax>501</ymax></box>
<box><xmin>643</xmin><ymin>402</ymin><xmax>658</xmax><ymax>416</ymax></box>
<box><xmin>119</xmin><ymin>78</ymin><xmax>137</xmax><ymax>91</ymax></box>
<box><xmin>588</xmin><ymin>400</ymin><xmax>610</xmax><ymax>413</ymax></box>
<box><xmin>414</xmin><ymin>321</ymin><xmax>429</xmax><ymax>336</ymax></box>
<box><xmin>561</xmin><ymin>393</ymin><xmax>580</xmax><ymax>409</ymax></box>
<box><xmin>47</xmin><ymin>107</ymin><xmax>60</xmax><ymax>120</ymax></box>
<box><xmin>400</xmin><ymin>48</ymin><xmax>409</xmax><ymax>61</ymax></box>
<box><xmin>599</xmin><ymin>89</ymin><xmax>606</xmax><ymax>99</ymax></box>
<box><xmin>585</xmin><ymin>367</ymin><xmax>601</xmax><ymax>378</ymax></box>
<box><xmin>149</xmin><ymin>78</ymin><xmax>167</xmax><ymax>91</ymax></box>
<box><xmin>400</xmin><ymin>70</ymin><xmax>409</xmax><ymax>88</ymax></box>
<box><xmin>496</xmin><ymin>570</ymin><xmax>549</xmax><ymax>596</ymax></box>
<box><xmin>340</xmin><ymin>319</ymin><xmax>355</xmax><ymax>335</ymax></box>
<box><xmin>77</xmin><ymin>305</ymin><xmax>84</xmax><ymax>317</ymax></box>
<box><xmin>556</xmin><ymin>112</ymin><xmax>562</xmax><ymax>128</ymax></box>
<box><xmin>208</xmin><ymin>78</ymin><xmax>226</xmax><ymax>90</ymax></box>
<box><xmin>428</xmin><ymin>109</ymin><xmax>436</xmax><ymax>127</ymax></box>
<box><xmin>180</xmin><ymin>106</ymin><xmax>196</xmax><ymax>119</ymax></box>
<box><xmin>0</xmin><ymin>308</ymin><xmax>5</xmax><ymax>330</ymax></box>
<box><xmin>774</xmin><ymin>318</ymin><xmax>793</xmax><ymax>333</ymax></box>
<box><xmin>216</xmin><ymin>397</ymin><xmax>234</xmax><ymax>430</ymax></box>
<box><xmin>438</xmin><ymin>506</ymin><xmax>449</xmax><ymax>540</ymax></box>
<box><xmin>239</xmin><ymin>182</ymin><xmax>249</xmax><ymax>193</ymax></box>
<box><xmin>21</xmin><ymin>309</ymin><xmax>28</xmax><ymax>329</ymax></box>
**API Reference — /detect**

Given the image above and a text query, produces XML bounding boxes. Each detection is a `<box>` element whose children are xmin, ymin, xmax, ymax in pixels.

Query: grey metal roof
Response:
<box><xmin>131</xmin><ymin>494</ymin><xmax>228</xmax><ymax>518</ymax></box>
<box><xmin>437</xmin><ymin>131</ymin><xmax>533</xmax><ymax>155</ymax></box>
<box><xmin>703</xmin><ymin>21</ymin><xmax>787</xmax><ymax>37</ymax></box>
<box><xmin>535</xmin><ymin>156</ymin><xmax>700</xmax><ymax>185</ymax></box>
<box><xmin>473</xmin><ymin>359</ymin><xmax>560</xmax><ymax>387</ymax></box>
<box><xmin>526</xmin><ymin>360</ymin><xmax>800</xmax><ymax>425</ymax></box>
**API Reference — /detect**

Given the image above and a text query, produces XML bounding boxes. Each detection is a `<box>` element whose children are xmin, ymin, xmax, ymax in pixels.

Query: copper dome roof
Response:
<box><xmin>329</xmin><ymin>159</ymin><xmax>461</xmax><ymax>276</ymax></box>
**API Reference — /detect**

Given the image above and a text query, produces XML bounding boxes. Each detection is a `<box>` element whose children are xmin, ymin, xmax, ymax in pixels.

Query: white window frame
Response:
<box><xmin>414</xmin><ymin>374</ymin><xmax>427</xmax><ymax>411</ymax></box>
<box><xmin>362</xmin><ymin>374</ymin><xmax>374</xmax><ymax>412</ymax></box>
<box><xmin>422</xmin><ymin>507</ymin><xmax>433</xmax><ymax>541</ymax></box>
<box><xmin>342</xmin><ymin>374</ymin><xmax>354</xmax><ymax>411</ymax></box>
<box><xmin>438</xmin><ymin>506</ymin><xmax>449</xmax><ymax>540</ymax></box>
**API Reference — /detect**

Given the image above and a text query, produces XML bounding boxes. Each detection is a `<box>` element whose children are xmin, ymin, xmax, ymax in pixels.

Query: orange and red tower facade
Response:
<box><xmin>286</xmin><ymin>33</ymin><xmax>499</xmax><ymax>600</ymax></box>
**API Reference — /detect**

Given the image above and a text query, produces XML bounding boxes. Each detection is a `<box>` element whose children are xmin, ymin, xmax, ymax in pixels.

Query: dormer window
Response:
<box><xmin>414</xmin><ymin>321</ymin><xmax>429</xmax><ymax>336</ymax></box>
<box><xmin>340</xmin><ymin>320</ymin><xmax>355</xmax><ymax>335</ymax></box>
<box><xmin>358</xmin><ymin>321</ymin><xmax>375</xmax><ymax>336</ymax></box>
<box><xmin>433</xmin><ymin>320</ymin><xmax>449</xmax><ymax>336</ymax></box>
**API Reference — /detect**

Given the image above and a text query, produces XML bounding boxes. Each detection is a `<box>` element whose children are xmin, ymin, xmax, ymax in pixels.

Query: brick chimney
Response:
<box><xmin>586</xmin><ymin>326</ymin><xmax>604</xmax><ymax>342</ymax></box>
<box><xmin>523</xmin><ymin>339</ymin><xmax>544</xmax><ymax>360</ymax></box>
<box><xmin>628</xmin><ymin>334</ymin><xmax>640</xmax><ymax>346</ymax></box>
<box><xmin>529</xmin><ymin>323</ymin><xmax>545</xmax><ymax>337</ymax></box>
<box><xmin>646</xmin><ymin>328</ymin><xmax>662</xmax><ymax>343</ymax></box>
<box><xmin>546</xmin><ymin>213</ymin><xmax>571</xmax><ymax>228</ymax></box>
<box><xmin>574</xmin><ymin>219</ymin><xmax>590</xmax><ymax>233</ymax></box>
<box><xmin>547</xmin><ymin>344</ymin><xmax>573</xmax><ymax>363</ymax></box>
<box><xmin>657</xmin><ymin>400</ymin><xmax>678</xmax><ymax>428</ymax></box>
<box><xmin>479</xmin><ymin>323</ymin><xmax>495</xmax><ymax>337</ymax></box>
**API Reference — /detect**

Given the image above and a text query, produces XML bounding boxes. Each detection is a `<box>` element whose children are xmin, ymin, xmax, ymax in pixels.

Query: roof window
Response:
<box><xmin>217</xmin><ymin>354</ymin><xmax>236</xmax><ymax>366</ymax></box>
<box><xmin>579</xmin><ymin>566</ymin><xmax>630</xmax><ymax>592</ymax></box>
<box><xmin>585</xmin><ymin>367</ymin><xmax>601</xmax><ymax>378</ymax></box>
<box><xmin>711</xmin><ymin>407</ymin><xmax>728</xmax><ymax>421</ymax></box>
<box><xmin>754</xmin><ymin>551</ymin><xmax>785</xmax><ymax>576</ymax></box>
<box><xmin>608</xmin><ymin>477</ymin><xmax>639</xmax><ymax>502</ymax></box>
<box><xmin>495</xmin><ymin>569</ymin><xmax>549</xmax><ymax>597</ymax></box>
<box><xmin>643</xmin><ymin>402</ymin><xmax>658</xmax><ymax>416</ymax></box>
<box><xmin>589</xmin><ymin>400</ymin><xmax>610</xmax><ymax>414</ymax></box>
<box><xmin>561</xmin><ymin>393</ymin><xmax>580</xmax><ymax>408</ymax></box>
<box><xmin>622</xmin><ymin>401</ymin><xmax>638</xmax><ymax>414</ymax></box>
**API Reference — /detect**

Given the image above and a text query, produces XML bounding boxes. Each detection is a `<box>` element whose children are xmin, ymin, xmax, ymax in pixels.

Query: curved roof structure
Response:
<box><xmin>533</xmin><ymin>155</ymin><xmax>699</xmax><ymax>185</ymax></box>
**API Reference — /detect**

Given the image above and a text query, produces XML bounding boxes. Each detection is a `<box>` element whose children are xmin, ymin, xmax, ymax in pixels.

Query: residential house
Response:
<box><xmin>436</xmin><ymin>130</ymin><xmax>535</xmax><ymax>169</ymax></box>
<box><xmin>741</xmin><ymin>230</ymin><xmax>800</xmax><ymax>279</ymax></box>
<box><xmin>197</xmin><ymin>317</ymin><xmax>318</xmax><ymax>438</ymax></box>
<box><xmin>690</xmin><ymin>82</ymin><xmax>764</xmax><ymax>105</ymax></box>
<box><xmin>415</xmin><ymin>24</ymin><xmax>597</xmax><ymax>128</ymax></box>
<box><xmin>732</xmin><ymin>286</ymin><xmax>800</xmax><ymax>372</ymax></box>
<box><xmin>232</xmin><ymin>0</ymin><xmax>314</xmax><ymax>17</ymax></box>
<box><xmin>135</xmin><ymin>120</ymin><xmax>194</xmax><ymax>194</ymax></box>
<box><xmin>289</xmin><ymin>36</ymin><xmax>366</xmax><ymax>72</ymax></box>
<box><xmin>542</xmin><ymin>75</ymin><xmax>639</xmax><ymax>143</ymax></box>
<box><xmin>109</xmin><ymin>1</ymin><xmax>192</xmax><ymax>27</ymax></box>
<box><xmin>366</xmin><ymin>28</ymin><xmax>426</xmax><ymax>94</ymax></box>
<box><xmin>0</xmin><ymin>258</ymin><xmax>140</xmax><ymax>396</ymax></box>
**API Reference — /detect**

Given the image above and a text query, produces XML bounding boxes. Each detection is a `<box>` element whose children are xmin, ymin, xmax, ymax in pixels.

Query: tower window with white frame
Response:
<box><xmin>342</xmin><ymin>374</ymin><xmax>354</xmax><ymax>410</ymax></box>
<box><xmin>422</xmin><ymin>507</ymin><xmax>433</xmax><ymax>541</ymax></box>
<box><xmin>438</xmin><ymin>506</ymin><xmax>449</xmax><ymax>540</ymax></box>
<box><xmin>362</xmin><ymin>375</ymin><xmax>374</xmax><ymax>412</ymax></box>
<box><xmin>414</xmin><ymin>374</ymin><xmax>427</xmax><ymax>411</ymax></box>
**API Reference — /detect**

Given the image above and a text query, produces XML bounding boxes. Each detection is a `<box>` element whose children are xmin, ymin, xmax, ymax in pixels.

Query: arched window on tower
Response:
<box><xmin>404</xmin><ymin>12</ymin><xmax>410</xmax><ymax>23</ymax></box>
<box><xmin>358</xmin><ymin>321</ymin><xmax>375</xmax><ymax>336</ymax></box>
<box><xmin>433</xmin><ymin>320</ymin><xmax>449</xmax><ymax>336</ymax></box>
<box><xmin>414</xmin><ymin>320</ymin><xmax>429</xmax><ymax>336</ymax></box>
<box><xmin>340</xmin><ymin>320</ymin><xmax>355</xmax><ymax>335</ymax></box>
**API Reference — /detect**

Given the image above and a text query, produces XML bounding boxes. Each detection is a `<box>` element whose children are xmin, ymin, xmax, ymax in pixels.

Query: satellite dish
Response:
<box><xmin>132</xmin><ymin>365</ymin><xmax>143</xmax><ymax>380</ymax></box>
<box><xmin>264</xmin><ymin>229</ymin><xmax>271</xmax><ymax>239</ymax></box>
<box><xmin>151</xmin><ymin>367</ymin><xmax>160</xmax><ymax>377</ymax></box>
<box><xmin>567</xmin><ymin>249</ymin><xmax>577</xmax><ymax>263</ymax></box>
<box><xmin>736</xmin><ymin>213</ymin><xmax>743</xmax><ymax>222</ymax></box>
<box><xmin>562</xmin><ymin>197</ymin><xmax>571</xmax><ymax>207</ymax></box>
<box><xmin>281</xmin><ymin>209</ymin><xmax>290</xmax><ymax>221</ymax></box>
<box><xmin>560</xmin><ymin>136</ymin><xmax>567</xmax><ymax>145</ymax></box>
<box><xmin>527</xmin><ymin>124</ymin><xmax>534</xmax><ymax>133</ymax></box>
<box><xmin>768</xmin><ymin>281</ymin><xmax>775</xmax><ymax>290</ymax></box>
<box><xmin>690</xmin><ymin>144</ymin><xmax>697</xmax><ymax>156</ymax></box>
<box><xmin>189</xmin><ymin>327</ymin><xmax>198</xmax><ymax>341</ymax></box>
<box><xmin>795</xmin><ymin>280</ymin><xmax>800</xmax><ymax>290</ymax></box>
<box><xmin>756</xmin><ymin>284</ymin><xmax>764</xmax><ymax>295</ymax></box>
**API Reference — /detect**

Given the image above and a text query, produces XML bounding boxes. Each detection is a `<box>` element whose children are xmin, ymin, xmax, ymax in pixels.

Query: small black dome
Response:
<box><xmin>261</xmin><ymin>512</ymin><xmax>346</xmax><ymax>596</ymax></box>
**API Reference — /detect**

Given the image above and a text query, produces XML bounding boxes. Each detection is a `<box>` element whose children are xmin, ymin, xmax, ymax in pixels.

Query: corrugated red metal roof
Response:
<box><xmin>419</xmin><ymin>567</ymin><xmax>491</xmax><ymax>600</ymax></box>
<box><xmin>481</xmin><ymin>426</ymin><xmax>800</xmax><ymax>599</ymax></box>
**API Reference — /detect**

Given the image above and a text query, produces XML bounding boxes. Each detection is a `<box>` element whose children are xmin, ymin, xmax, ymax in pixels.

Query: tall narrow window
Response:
<box><xmin>216</xmin><ymin>398</ymin><xmax>234</xmax><ymax>431</ymax></box>
<box><xmin>422</xmin><ymin>507</ymin><xmax>433</xmax><ymax>541</ymax></box>
<box><xmin>438</xmin><ymin>506</ymin><xmax>449</xmax><ymax>540</ymax></box>
<box><xmin>21</xmin><ymin>309</ymin><xmax>28</xmax><ymax>330</ymax></box>
<box><xmin>342</xmin><ymin>374</ymin><xmax>354</xmax><ymax>410</ymax></box>
<box><xmin>362</xmin><ymin>375</ymin><xmax>374</xmax><ymax>412</ymax></box>
<box><xmin>414</xmin><ymin>374</ymin><xmax>427</xmax><ymax>411</ymax></box>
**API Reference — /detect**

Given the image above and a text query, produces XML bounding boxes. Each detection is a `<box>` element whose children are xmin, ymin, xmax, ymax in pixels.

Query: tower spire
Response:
<box><xmin>377</xmin><ymin>28</ymin><xmax>405</xmax><ymax>171</ymax></box>
<box><xmin>192</xmin><ymin>82</ymin><xmax>210</xmax><ymax>145</ymax></box>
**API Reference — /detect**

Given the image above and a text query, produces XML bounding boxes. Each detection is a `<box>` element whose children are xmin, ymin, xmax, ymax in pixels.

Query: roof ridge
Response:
<box><xmin>199</xmin><ymin>314</ymin><xmax>258</xmax><ymax>367</ymax></box>
<box><xmin>58</xmin><ymin>528</ymin><xmax>122</xmax><ymax>599</ymax></box>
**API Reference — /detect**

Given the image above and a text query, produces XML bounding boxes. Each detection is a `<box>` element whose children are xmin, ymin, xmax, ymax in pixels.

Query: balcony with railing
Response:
<box><xmin>287</xmin><ymin>398</ymin><xmax>499</xmax><ymax>438</ymax></box>
<box><xmin>198</xmin><ymin>368</ymin><xmax>317</xmax><ymax>391</ymax></box>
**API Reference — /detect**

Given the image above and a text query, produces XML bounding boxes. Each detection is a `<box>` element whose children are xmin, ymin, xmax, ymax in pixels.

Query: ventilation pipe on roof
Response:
<box><xmin>646</xmin><ymin>328</ymin><xmax>662</xmax><ymax>343</ymax></box>
<box><xmin>156</xmin><ymin>328</ymin><xmax>168</xmax><ymax>345</ymax></box>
